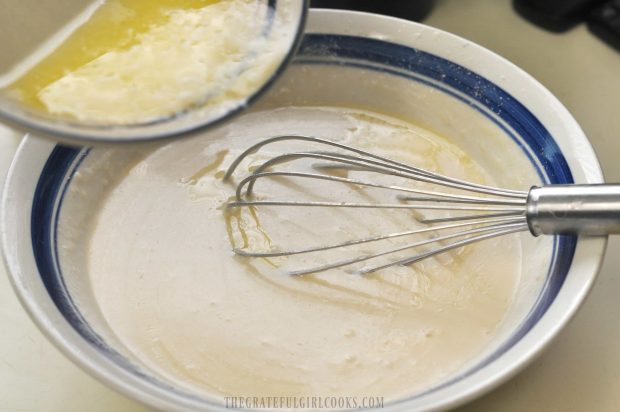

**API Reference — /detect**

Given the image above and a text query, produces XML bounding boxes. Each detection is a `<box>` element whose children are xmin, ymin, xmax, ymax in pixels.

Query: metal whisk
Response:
<box><xmin>223</xmin><ymin>135</ymin><xmax>620</xmax><ymax>275</ymax></box>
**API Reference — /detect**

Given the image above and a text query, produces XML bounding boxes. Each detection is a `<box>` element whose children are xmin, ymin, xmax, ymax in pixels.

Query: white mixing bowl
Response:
<box><xmin>1</xmin><ymin>9</ymin><xmax>607</xmax><ymax>412</ymax></box>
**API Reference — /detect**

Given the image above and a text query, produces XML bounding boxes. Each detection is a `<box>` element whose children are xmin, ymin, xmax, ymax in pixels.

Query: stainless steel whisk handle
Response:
<box><xmin>526</xmin><ymin>184</ymin><xmax>620</xmax><ymax>236</ymax></box>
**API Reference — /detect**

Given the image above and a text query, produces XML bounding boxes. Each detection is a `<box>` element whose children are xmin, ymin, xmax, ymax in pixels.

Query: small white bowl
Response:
<box><xmin>0</xmin><ymin>0</ymin><xmax>308</xmax><ymax>145</ymax></box>
<box><xmin>1</xmin><ymin>9</ymin><xmax>607</xmax><ymax>412</ymax></box>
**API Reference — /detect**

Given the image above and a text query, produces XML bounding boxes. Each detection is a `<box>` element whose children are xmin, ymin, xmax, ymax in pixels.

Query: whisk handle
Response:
<box><xmin>526</xmin><ymin>184</ymin><xmax>620</xmax><ymax>236</ymax></box>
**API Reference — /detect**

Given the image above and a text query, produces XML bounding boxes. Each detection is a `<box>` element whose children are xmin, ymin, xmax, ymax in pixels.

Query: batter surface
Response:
<box><xmin>85</xmin><ymin>107</ymin><xmax>521</xmax><ymax>400</ymax></box>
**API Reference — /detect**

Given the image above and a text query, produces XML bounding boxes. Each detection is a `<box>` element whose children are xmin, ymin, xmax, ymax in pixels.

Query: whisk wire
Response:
<box><xmin>242</xmin><ymin>150</ymin><xmax>528</xmax><ymax>199</ymax></box>
<box><xmin>224</xmin><ymin>135</ymin><xmax>528</xmax><ymax>197</ymax></box>
<box><xmin>288</xmin><ymin>222</ymin><xmax>529</xmax><ymax>276</ymax></box>
<box><xmin>358</xmin><ymin>223</ymin><xmax>529</xmax><ymax>275</ymax></box>
<box><xmin>234</xmin><ymin>171</ymin><xmax>526</xmax><ymax>205</ymax></box>
<box><xmin>228</xmin><ymin>199</ymin><xmax>525</xmax><ymax>213</ymax></box>
<box><xmin>225</xmin><ymin>135</ymin><xmax>531</xmax><ymax>274</ymax></box>
<box><xmin>233</xmin><ymin>215</ymin><xmax>526</xmax><ymax>258</ymax></box>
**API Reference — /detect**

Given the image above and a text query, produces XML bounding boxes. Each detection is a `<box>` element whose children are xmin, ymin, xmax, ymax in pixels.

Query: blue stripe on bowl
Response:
<box><xmin>298</xmin><ymin>34</ymin><xmax>573</xmax><ymax>185</ymax></box>
<box><xmin>30</xmin><ymin>147</ymin><xmax>187</xmax><ymax>395</ymax></box>
<box><xmin>30</xmin><ymin>33</ymin><xmax>577</xmax><ymax>406</ymax></box>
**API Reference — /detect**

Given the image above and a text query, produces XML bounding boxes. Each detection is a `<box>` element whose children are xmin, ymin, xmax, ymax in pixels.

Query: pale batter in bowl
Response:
<box><xmin>64</xmin><ymin>107</ymin><xmax>523</xmax><ymax>401</ymax></box>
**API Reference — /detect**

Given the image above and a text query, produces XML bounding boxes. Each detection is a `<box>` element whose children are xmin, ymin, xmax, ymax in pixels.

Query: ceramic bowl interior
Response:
<box><xmin>1</xmin><ymin>9</ymin><xmax>606</xmax><ymax>412</ymax></box>
<box><xmin>0</xmin><ymin>0</ymin><xmax>308</xmax><ymax>144</ymax></box>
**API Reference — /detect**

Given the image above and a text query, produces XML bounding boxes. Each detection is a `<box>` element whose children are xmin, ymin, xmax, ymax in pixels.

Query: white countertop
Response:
<box><xmin>1</xmin><ymin>0</ymin><xmax>620</xmax><ymax>410</ymax></box>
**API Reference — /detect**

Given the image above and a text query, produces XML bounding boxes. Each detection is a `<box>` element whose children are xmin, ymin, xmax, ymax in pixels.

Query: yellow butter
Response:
<box><xmin>3</xmin><ymin>0</ymin><xmax>280</xmax><ymax>125</ymax></box>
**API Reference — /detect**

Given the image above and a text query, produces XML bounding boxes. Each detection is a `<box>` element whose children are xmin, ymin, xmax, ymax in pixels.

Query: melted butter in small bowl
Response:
<box><xmin>0</xmin><ymin>0</ymin><xmax>307</xmax><ymax>142</ymax></box>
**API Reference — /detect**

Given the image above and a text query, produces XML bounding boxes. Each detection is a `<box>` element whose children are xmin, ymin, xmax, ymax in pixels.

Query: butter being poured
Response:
<box><xmin>2</xmin><ymin>0</ymin><xmax>289</xmax><ymax>124</ymax></box>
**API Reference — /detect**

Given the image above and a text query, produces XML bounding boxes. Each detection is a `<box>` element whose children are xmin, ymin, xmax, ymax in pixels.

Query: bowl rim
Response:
<box><xmin>0</xmin><ymin>0</ymin><xmax>310</xmax><ymax>145</ymax></box>
<box><xmin>1</xmin><ymin>9</ymin><xmax>608</xmax><ymax>412</ymax></box>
